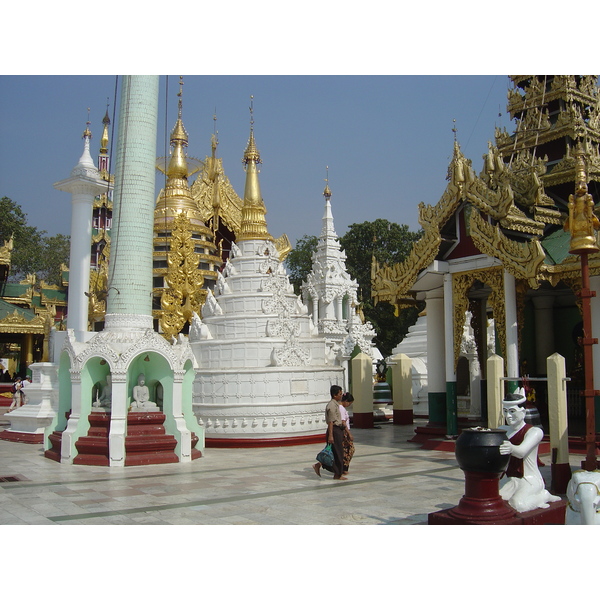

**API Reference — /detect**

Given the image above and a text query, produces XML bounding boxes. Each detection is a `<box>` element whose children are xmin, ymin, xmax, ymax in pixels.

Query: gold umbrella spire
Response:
<box><xmin>100</xmin><ymin>100</ymin><xmax>110</xmax><ymax>155</ymax></box>
<box><xmin>323</xmin><ymin>165</ymin><xmax>332</xmax><ymax>199</ymax></box>
<box><xmin>238</xmin><ymin>96</ymin><xmax>271</xmax><ymax>241</ymax></box>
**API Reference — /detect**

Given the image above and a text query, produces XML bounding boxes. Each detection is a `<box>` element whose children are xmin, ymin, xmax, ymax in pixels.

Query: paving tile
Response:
<box><xmin>0</xmin><ymin>418</ymin><xmax>578</xmax><ymax>527</ymax></box>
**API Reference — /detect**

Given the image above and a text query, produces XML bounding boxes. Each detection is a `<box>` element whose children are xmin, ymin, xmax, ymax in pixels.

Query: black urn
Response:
<box><xmin>455</xmin><ymin>428</ymin><xmax>510</xmax><ymax>474</ymax></box>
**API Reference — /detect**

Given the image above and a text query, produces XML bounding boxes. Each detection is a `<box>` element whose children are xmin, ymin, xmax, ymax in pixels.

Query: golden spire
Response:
<box><xmin>166</xmin><ymin>76</ymin><xmax>190</xmax><ymax>180</ymax></box>
<box><xmin>100</xmin><ymin>100</ymin><xmax>110</xmax><ymax>155</ymax></box>
<box><xmin>156</xmin><ymin>76</ymin><xmax>202</xmax><ymax>215</ymax></box>
<box><xmin>238</xmin><ymin>96</ymin><xmax>271</xmax><ymax>241</ymax></box>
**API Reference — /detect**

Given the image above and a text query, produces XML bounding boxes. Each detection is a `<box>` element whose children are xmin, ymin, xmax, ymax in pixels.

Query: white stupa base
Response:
<box><xmin>193</xmin><ymin>366</ymin><xmax>343</xmax><ymax>446</ymax></box>
<box><xmin>0</xmin><ymin>363</ymin><xmax>59</xmax><ymax>443</ymax></box>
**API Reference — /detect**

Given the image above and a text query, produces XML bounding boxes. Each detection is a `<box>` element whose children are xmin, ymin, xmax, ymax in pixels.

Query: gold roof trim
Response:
<box><xmin>0</xmin><ymin>309</ymin><xmax>48</xmax><ymax>334</ymax></box>
<box><xmin>191</xmin><ymin>155</ymin><xmax>243</xmax><ymax>232</ymax></box>
<box><xmin>468</xmin><ymin>209</ymin><xmax>546</xmax><ymax>288</ymax></box>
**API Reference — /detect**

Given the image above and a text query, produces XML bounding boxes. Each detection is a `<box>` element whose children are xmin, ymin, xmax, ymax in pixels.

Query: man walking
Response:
<box><xmin>313</xmin><ymin>385</ymin><xmax>347</xmax><ymax>480</ymax></box>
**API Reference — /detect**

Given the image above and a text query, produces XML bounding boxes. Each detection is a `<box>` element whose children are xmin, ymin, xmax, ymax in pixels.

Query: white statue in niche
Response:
<box><xmin>130</xmin><ymin>373</ymin><xmax>158</xmax><ymax>412</ymax></box>
<box><xmin>499</xmin><ymin>393</ymin><xmax>561</xmax><ymax>512</ymax></box>
<box><xmin>93</xmin><ymin>375</ymin><xmax>112</xmax><ymax>410</ymax></box>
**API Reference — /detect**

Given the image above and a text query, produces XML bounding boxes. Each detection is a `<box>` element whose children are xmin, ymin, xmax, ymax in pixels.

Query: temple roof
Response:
<box><xmin>372</xmin><ymin>75</ymin><xmax>600</xmax><ymax>310</ymax></box>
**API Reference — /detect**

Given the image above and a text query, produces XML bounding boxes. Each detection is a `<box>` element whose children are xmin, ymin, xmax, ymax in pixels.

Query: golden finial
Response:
<box><xmin>211</xmin><ymin>110</ymin><xmax>219</xmax><ymax>155</ymax></box>
<box><xmin>323</xmin><ymin>166</ymin><xmax>332</xmax><ymax>199</ymax></box>
<box><xmin>83</xmin><ymin>107</ymin><xmax>92</xmax><ymax>139</ymax></box>
<box><xmin>170</xmin><ymin>77</ymin><xmax>188</xmax><ymax>145</ymax></box>
<box><xmin>243</xmin><ymin>95</ymin><xmax>261</xmax><ymax>165</ymax></box>
<box><xmin>177</xmin><ymin>76</ymin><xmax>184</xmax><ymax>118</ymax></box>
<box><xmin>452</xmin><ymin>119</ymin><xmax>457</xmax><ymax>141</ymax></box>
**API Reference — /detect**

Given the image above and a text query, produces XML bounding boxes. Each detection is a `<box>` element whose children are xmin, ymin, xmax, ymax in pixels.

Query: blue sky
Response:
<box><xmin>1</xmin><ymin>74</ymin><xmax>515</xmax><ymax>245</ymax></box>
<box><xmin>1</xmin><ymin>4</ymin><xmax>593</xmax><ymax>249</ymax></box>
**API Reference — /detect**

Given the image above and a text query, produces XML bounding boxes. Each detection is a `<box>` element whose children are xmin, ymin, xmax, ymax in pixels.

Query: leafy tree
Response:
<box><xmin>0</xmin><ymin>196</ymin><xmax>70</xmax><ymax>286</ymax></box>
<box><xmin>285</xmin><ymin>234</ymin><xmax>318</xmax><ymax>294</ymax></box>
<box><xmin>339</xmin><ymin>219</ymin><xmax>423</xmax><ymax>357</ymax></box>
<box><xmin>40</xmin><ymin>234</ymin><xmax>70</xmax><ymax>286</ymax></box>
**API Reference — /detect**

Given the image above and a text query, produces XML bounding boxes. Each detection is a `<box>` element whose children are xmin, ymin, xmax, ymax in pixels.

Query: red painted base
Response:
<box><xmin>445</xmin><ymin>470</ymin><xmax>516</xmax><ymax>524</ymax></box>
<box><xmin>429</xmin><ymin>499</ymin><xmax>567</xmax><ymax>525</ymax></box>
<box><xmin>352</xmin><ymin>412</ymin><xmax>374</xmax><ymax>429</ymax></box>
<box><xmin>393</xmin><ymin>409</ymin><xmax>413</xmax><ymax>425</ymax></box>
<box><xmin>409</xmin><ymin>424</ymin><xmax>447</xmax><ymax>444</ymax></box>
<box><xmin>0</xmin><ymin>429</ymin><xmax>44</xmax><ymax>444</ymax></box>
<box><xmin>206</xmin><ymin>433</ymin><xmax>324</xmax><ymax>448</ymax></box>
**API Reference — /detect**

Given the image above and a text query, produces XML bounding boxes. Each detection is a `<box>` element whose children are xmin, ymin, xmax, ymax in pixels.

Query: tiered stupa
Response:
<box><xmin>190</xmin><ymin>104</ymin><xmax>344</xmax><ymax>446</ymax></box>
<box><xmin>301</xmin><ymin>175</ymin><xmax>375</xmax><ymax>388</ymax></box>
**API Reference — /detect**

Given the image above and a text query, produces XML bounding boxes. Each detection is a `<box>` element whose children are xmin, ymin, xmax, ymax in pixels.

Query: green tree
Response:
<box><xmin>285</xmin><ymin>234</ymin><xmax>318</xmax><ymax>294</ymax></box>
<box><xmin>40</xmin><ymin>234</ymin><xmax>70</xmax><ymax>286</ymax></box>
<box><xmin>0</xmin><ymin>196</ymin><xmax>70</xmax><ymax>285</ymax></box>
<box><xmin>339</xmin><ymin>219</ymin><xmax>422</xmax><ymax>357</ymax></box>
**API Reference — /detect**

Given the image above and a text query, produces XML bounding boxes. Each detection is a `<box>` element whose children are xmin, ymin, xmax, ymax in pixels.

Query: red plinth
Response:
<box><xmin>440</xmin><ymin>470</ymin><xmax>516</xmax><ymax>524</ymax></box>
<box><xmin>393</xmin><ymin>409</ymin><xmax>413</xmax><ymax>425</ymax></box>
<box><xmin>429</xmin><ymin>469</ymin><xmax>568</xmax><ymax>525</ymax></box>
<box><xmin>352</xmin><ymin>411</ymin><xmax>374</xmax><ymax>429</ymax></box>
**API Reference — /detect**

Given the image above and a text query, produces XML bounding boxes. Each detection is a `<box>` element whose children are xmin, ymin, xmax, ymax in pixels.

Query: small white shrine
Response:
<box><xmin>301</xmin><ymin>179</ymin><xmax>375</xmax><ymax>389</ymax></box>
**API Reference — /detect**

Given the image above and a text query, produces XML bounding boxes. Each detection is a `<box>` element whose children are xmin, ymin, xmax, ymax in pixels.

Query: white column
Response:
<box><xmin>312</xmin><ymin>297</ymin><xmax>318</xmax><ymax>328</ymax></box>
<box><xmin>54</xmin><ymin>140</ymin><xmax>109</xmax><ymax>340</ymax></box>
<box><xmin>503</xmin><ymin>270</ymin><xmax>519</xmax><ymax>386</ymax></box>
<box><xmin>68</xmin><ymin>192</ymin><xmax>94</xmax><ymax>335</ymax></box>
<box><xmin>443</xmin><ymin>274</ymin><xmax>455</xmax><ymax>384</ymax></box>
<box><xmin>532</xmin><ymin>295</ymin><xmax>555</xmax><ymax>376</ymax></box>
<box><xmin>108</xmin><ymin>375</ymin><xmax>127</xmax><ymax>466</ymax></box>
<box><xmin>426</xmin><ymin>289</ymin><xmax>446</xmax><ymax>394</ymax></box>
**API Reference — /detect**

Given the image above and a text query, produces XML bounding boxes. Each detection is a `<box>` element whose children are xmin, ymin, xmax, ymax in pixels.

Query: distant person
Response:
<box><xmin>8</xmin><ymin>377</ymin><xmax>23</xmax><ymax>411</ymax></box>
<box><xmin>313</xmin><ymin>385</ymin><xmax>346</xmax><ymax>480</ymax></box>
<box><xmin>20</xmin><ymin>376</ymin><xmax>31</xmax><ymax>405</ymax></box>
<box><xmin>340</xmin><ymin>392</ymin><xmax>355</xmax><ymax>476</ymax></box>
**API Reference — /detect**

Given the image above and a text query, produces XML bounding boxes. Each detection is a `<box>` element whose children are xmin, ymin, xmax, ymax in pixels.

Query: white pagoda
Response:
<box><xmin>190</xmin><ymin>111</ymin><xmax>344</xmax><ymax>446</ymax></box>
<box><xmin>301</xmin><ymin>179</ymin><xmax>375</xmax><ymax>388</ymax></box>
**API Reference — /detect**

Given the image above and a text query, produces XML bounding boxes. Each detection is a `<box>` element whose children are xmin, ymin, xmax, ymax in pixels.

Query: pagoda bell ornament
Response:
<box><xmin>564</xmin><ymin>149</ymin><xmax>600</xmax><ymax>255</ymax></box>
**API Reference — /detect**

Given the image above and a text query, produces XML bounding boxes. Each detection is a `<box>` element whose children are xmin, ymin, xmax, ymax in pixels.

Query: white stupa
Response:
<box><xmin>190</xmin><ymin>109</ymin><xmax>343</xmax><ymax>446</ymax></box>
<box><xmin>301</xmin><ymin>177</ymin><xmax>375</xmax><ymax>389</ymax></box>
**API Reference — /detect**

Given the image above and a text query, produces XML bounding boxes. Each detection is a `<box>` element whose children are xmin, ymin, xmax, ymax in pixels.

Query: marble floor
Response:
<box><xmin>0</xmin><ymin>417</ymin><xmax>574</xmax><ymax>526</ymax></box>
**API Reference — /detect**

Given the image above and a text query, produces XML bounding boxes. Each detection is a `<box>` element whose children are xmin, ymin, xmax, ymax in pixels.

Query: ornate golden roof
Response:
<box><xmin>372</xmin><ymin>77</ymin><xmax>600</xmax><ymax>311</ymax></box>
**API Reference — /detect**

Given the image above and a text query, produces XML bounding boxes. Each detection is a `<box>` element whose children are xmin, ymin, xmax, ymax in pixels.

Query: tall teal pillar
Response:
<box><xmin>106</xmin><ymin>75</ymin><xmax>159</xmax><ymax>326</ymax></box>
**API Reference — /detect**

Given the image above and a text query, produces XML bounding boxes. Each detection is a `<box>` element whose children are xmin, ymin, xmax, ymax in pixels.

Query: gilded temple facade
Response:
<box><xmin>0</xmin><ymin>243</ymin><xmax>62</xmax><ymax>377</ymax></box>
<box><xmin>372</xmin><ymin>75</ymin><xmax>600</xmax><ymax>437</ymax></box>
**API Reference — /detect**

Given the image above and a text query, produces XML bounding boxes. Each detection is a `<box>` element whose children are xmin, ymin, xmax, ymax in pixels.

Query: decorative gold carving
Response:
<box><xmin>88</xmin><ymin>242</ymin><xmax>110</xmax><ymax>325</ymax></box>
<box><xmin>452</xmin><ymin>268</ymin><xmax>506</xmax><ymax>370</ymax></box>
<box><xmin>159</xmin><ymin>212</ymin><xmax>207</xmax><ymax>338</ymax></box>
<box><xmin>469</xmin><ymin>209</ymin><xmax>546</xmax><ymax>288</ymax></box>
<box><xmin>0</xmin><ymin>308</ymin><xmax>48</xmax><ymax>334</ymax></box>
<box><xmin>563</xmin><ymin>149</ymin><xmax>600</xmax><ymax>254</ymax></box>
